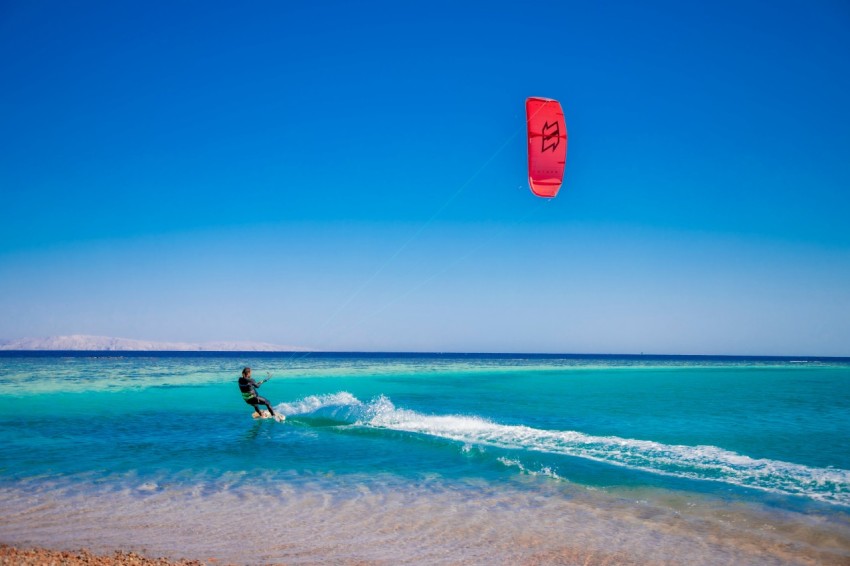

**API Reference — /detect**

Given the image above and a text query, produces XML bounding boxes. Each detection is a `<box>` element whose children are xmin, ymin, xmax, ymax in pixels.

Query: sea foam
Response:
<box><xmin>277</xmin><ymin>392</ymin><xmax>850</xmax><ymax>506</ymax></box>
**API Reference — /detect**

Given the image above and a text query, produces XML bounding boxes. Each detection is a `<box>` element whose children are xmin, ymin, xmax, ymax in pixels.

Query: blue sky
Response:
<box><xmin>1</xmin><ymin>0</ymin><xmax>849</xmax><ymax>355</ymax></box>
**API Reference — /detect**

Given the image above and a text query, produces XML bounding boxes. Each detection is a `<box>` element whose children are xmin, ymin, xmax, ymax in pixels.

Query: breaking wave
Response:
<box><xmin>277</xmin><ymin>392</ymin><xmax>850</xmax><ymax>506</ymax></box>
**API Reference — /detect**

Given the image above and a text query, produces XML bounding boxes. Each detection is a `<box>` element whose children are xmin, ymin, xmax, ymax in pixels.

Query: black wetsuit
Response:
<box><xmin>238</xmin><ymin>376</ymin><xmax>275</xmax><ymax>415</ymax></box>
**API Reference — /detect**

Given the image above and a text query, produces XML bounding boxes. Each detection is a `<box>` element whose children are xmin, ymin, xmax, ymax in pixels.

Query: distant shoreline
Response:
<box><xmin>0</xmin><ymin>335</ymin><xmax>311</xmax><ymax>352</ymax></box>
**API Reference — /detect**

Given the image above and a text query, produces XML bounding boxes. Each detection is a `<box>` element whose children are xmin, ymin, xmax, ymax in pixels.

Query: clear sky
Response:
<box><xmin>1</xmin><ymin>0</ymin><xmax>849</xmax><ymax>355</ymax></box>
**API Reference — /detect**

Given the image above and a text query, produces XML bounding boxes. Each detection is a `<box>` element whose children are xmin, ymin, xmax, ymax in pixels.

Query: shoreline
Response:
<box><xmin>0</xmin><ymin>543</ymin><xmax>636</xmax><ymax>566</ymax></box>
<box><xmin>0</xmin><ymin>544</ymin><xmax>206</xmax><ymax>565</ymax></box>
<box><xmin>0</xmin><ymin>542</ymin><xmax>638</xmax><ymax>566</ymax></box>
<box><xmin>3</xmin><ymin>479</ymin><xmax>849</xmax><ymax>566</ymax></box>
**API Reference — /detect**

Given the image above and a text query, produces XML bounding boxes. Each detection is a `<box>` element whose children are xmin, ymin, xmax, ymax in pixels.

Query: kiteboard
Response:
<box><xmin>252</xmin><ymin>410</ymin><xmax>285</xmax><ymax>422</ymax></box>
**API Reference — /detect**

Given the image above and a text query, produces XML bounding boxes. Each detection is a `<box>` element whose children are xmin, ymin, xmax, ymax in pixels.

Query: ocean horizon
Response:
<box><xmin>3</xmin><ymin>350</ymin><xmax>849</xmax><ymax>360</ymax></box>
<box><xmin>1</xmin><ymin>351</ymin><xmax>848</xmax><ymax>564</ymax></box>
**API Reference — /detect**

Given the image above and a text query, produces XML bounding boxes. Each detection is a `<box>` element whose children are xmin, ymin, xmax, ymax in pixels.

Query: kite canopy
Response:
<box><xmin>526</xmin><ymin>97</ymin><xmax>567</xmax><ymax>198</ymax></box>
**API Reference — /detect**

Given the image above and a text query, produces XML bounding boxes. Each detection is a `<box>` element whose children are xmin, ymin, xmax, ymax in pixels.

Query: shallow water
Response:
<box><xmin>1</xmin><ymin>352</ymin><xmax>848</xmax><ymax>564</ymax></box>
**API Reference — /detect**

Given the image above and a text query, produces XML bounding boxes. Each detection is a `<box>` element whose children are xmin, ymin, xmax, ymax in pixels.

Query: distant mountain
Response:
<box><xmin>0</xmin><ymin>335</ymin><xmax>311</xmax><ymax>352</ymax></box>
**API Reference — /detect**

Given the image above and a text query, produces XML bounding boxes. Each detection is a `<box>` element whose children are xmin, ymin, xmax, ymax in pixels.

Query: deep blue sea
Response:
<box><xmin>1</xmin><ymin>352</ymin><xmax>849</xmax><ymax>564</ymax></box>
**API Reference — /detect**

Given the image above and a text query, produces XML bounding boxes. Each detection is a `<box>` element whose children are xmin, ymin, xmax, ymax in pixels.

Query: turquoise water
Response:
<box><xmin>1</xmin><ymin>353</ymin><xmax>849</xmax><ymax>564</ymax></box>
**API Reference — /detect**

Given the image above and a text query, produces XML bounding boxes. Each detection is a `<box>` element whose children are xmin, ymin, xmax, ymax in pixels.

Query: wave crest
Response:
<box><xmin>277</xmin><ymin>392</ymin><xmax>850</xmax><ymax>506</ymax></box>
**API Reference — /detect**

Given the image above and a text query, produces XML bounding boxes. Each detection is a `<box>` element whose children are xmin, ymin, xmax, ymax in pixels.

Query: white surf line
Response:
<box><xmin>277</xmin><ymin>392</ymin><xmax>850</xmax><ymax>505</ymax></box>
<box><xmin>356</xmin><ymin>397</ymin><xmax>850</xmax><ymax>505</ymax></box>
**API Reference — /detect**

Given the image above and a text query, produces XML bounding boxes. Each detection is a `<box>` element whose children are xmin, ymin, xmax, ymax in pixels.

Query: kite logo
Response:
<box><xmin>541</xmin><ymin>121</ymin><xmax>561</xmax><ymax>152</ymax></box>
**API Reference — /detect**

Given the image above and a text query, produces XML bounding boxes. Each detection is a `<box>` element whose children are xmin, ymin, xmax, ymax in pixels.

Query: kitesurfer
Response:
<box><xmin>238</xmin><ymin>367</ymin><xmax>276</xmax><ymax>417</ymax></box>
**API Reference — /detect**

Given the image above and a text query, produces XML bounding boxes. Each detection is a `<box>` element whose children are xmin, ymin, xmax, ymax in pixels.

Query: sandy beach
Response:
<box><xmin>0</xmin><ymin>543</ymin><xmax>639</xmax><ymax>566</ymax></box>
<box><xmin>0</xmin><ymin>542</ymin><xmax>637</xmax><ymax>566</ymax></box>
<box><xmin>0</xmin><ymin>545</ymin><xmax>205</xmax><ymax>565</ymax></box>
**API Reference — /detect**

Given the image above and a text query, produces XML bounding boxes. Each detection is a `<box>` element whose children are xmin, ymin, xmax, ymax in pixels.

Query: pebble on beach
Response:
<box><xmin>0</xmin><ymin>544</ymin><xmax>208</xmax><ymax>566</ymax></box>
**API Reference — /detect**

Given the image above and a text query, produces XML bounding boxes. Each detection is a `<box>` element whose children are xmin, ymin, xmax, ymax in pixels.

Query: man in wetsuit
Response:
<box><xmin>238</xmin><ymin>367</ymin><xmax>277</xmax><ymax>417</ymax></box>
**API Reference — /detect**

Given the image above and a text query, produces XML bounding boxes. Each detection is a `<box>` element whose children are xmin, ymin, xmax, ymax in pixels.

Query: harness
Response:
<box><xmin>239</xmin><ymin>376</ymin><xmax>259</xmax><ymax>402</ymax></box>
